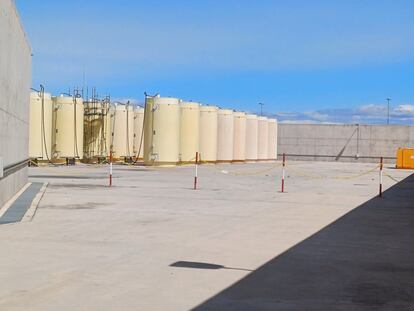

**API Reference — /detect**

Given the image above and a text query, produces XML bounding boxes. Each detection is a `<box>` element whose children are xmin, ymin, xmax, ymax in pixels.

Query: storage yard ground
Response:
<box><xmin>0</xmin><ymin>162</ymin><xmax>413</xmax><ymax>310</ymax></box>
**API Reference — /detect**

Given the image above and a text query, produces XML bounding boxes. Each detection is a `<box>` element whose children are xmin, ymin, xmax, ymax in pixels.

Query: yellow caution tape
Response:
<box><xmin>332</xmin><ymin>165</ymin><xmax>380</xmax><ymax>180</ymax></box>
<box><xmin>383</xmin><ymin>172</ymin><xmax>402</xmax><ymax>183</ymax></box>
<box><xmin>204</xmin><ymin>161</ymin><xmax>282</xmax><ymax>176</ymax></box>
<box><xmin>287</xmin><ymin>164</ymin><xmax>380</xmax><ymax>180</ymax></box>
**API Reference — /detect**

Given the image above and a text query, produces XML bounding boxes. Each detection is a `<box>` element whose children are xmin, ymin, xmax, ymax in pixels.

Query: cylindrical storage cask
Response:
<box><xmin>257</xmin><ymin>116</ymin><xmax>269</xmax><ymax>160</ymax></box>
<box><xmin>217</xmin><ymin>109</ymin><xmax>234</xmax><ymax>162</ymax></box>
<box><xmin>268</xmin><ymin>118</ymin><xmax>278</xmax><ymax>160</ymax></box>
<box><xmin>245</xmin><ymin>114</ymin><xmax>258</xmax><ymax>161</ymax></box>
<box><xmin>143</xmin><ymin>95</ymin><xmax>156</xmax><ymax>164</ymax></box>
<box><xmin>233</xmin><ymin>112</ymin><xmax>246</xmax><ymax>162</ymax></box>
<box><xmin>104</xmin><ymin>104</ymin><xmax>113</xmax><ymax>158</ymax></box>
<box><xmin>179</xmin><ymin>101</ymin><xmax>200</xmax><ymax>163</ymax></box>
<box><xmin>199</xmin><ymin>105</ymin><xmax>218</xmax><ymax>163</ymax></box>
<box><xmin>144</xmin><ymin>97</ymin><xmax>180</xmax><ymax>166</ymax></box>
<box><xmin>133</xmin><ymin>107</ymin><xmax>145</xmax><ymax>159</ymax></box>
<box><xmin>110</xmin><ymin>104</ymin><xmax>134</xmax><ymax>159</ymax></box>
<box><xmin>53</xmin><ymin>95</ymin><xmax>84</xmax><ymax>159</ymax></box>
<box><xmin>29</xmin><ymin>91</ymin><xmax>53</xmax><ymax>159</ymax></box>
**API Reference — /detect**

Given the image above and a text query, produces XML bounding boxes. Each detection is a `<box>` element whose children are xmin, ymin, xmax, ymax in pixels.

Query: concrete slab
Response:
<box><xmin>0</xmin><ymin>162</ymin><xmax>412</xmax><ymax>310</ymax></box>
<box><xmin>196</xmin><ymin>173</ymin><xmax>414</xmax><ymax>311</ymax></box>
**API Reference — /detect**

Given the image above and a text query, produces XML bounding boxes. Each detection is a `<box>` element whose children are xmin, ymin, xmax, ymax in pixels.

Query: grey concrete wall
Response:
<box><xmin>0</xmin><ymin>0</ymin><xmax>31</xmax><ymax>208</ymax></box>
<box><xmin>278</xmin><ymin>124</ymin><xmax>414</xmax><ymax>163</ymax></box>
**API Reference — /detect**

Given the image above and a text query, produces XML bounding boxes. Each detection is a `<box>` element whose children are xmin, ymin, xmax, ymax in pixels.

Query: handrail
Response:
<box><xmin>1</xmin><ymin>158</ymin><xmax>29</xmax><ymax>180</ymax></box>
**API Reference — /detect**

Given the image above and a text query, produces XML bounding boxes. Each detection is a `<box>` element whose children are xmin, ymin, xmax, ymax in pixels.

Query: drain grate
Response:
<box><xmin>0</xmin><ymin>183</ymin><xmax>43</xmax><ymax>225</ymax></box>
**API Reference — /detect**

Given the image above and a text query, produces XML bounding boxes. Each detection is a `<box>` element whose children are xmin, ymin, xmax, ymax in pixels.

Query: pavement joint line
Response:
<box><xmin>0</xmin><ymin>183</ymin><xmax>32</xmax><ymax>218</ymax></box>
<box><xmin>22</xmin><ymin>182</ymin><xmax>48</xmax><ymax>222</ymax></box>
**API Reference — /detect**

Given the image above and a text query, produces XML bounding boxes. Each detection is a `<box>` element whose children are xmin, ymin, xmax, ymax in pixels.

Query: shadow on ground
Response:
<box><xmin>194</xmin><ymin>173</ymin><xmax>414</xmax><ymax>311</ymax></box>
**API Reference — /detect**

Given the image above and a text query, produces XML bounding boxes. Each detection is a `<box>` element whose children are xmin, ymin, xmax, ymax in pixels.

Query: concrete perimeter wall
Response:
<box><xmin>278</xmin><ymin>124</ymin><xmax>414</xmax><ymax>164</ymax></box>
<box><xmin>0</xmin><ymin>0</ymin><xmax>31</xmax><ymax>208</ymax></box>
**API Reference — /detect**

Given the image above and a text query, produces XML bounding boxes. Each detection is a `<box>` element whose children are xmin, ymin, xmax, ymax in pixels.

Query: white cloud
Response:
<box><xmin>280</xmin><ymin>119</ymin><xmax>321</xmax><ymax>124</ymax></box>
<box><xmin>275</xmin><ymin>103</ymin><xmax>414</xmax><ymax>125</ymax></box>
<box><xmin>357</xmin><ymin>104</ymin><xmax>387</xmax><ymax>116</ymax></box>
<box><xmin>274</xmin><ymin>112</ymin><xmax>300</xmax><ymax>118</ymax></box>
<box><xmin>111</xmin><ymin>98</ymin><xmax>143</xmax><ymax>107</ymax></box>
<box><xmin>303</xmin><ymin>111</ymin><xmax>330</xmax><ymax>122</ymax></box>
<box><xmin>393</xmin><ymin>104</ymin><xmax>414</xmax><ymax>116</ymax></box>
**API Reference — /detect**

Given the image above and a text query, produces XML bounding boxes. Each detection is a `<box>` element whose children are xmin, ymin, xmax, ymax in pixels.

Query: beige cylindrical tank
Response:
<box><xmin>100</xmin><ymin>102</ymin><xmax>111</xmax><ymax>157</ymax></box>
<box><xmin>110</xmin><ymin>104</ymin><xmax>134</xmax><ymax>159</ymax></box>
<box><xmin>53</xmin><ymin>95</ymin><xmax>84</xmax><ymax>159</ymax></box>
<box><xmin>217</xmin><ymin>109</ymin><xmax>234</xmax><ymax>162</ymax></box>
<box><xmin>143</xmin><ymin>96</ymin><xmax>155</xmax><ymax>164</ymax></box>
<box><xmin>268</xmin><ymin>119</ymin><xmax>278</xmax><ymax>160</ymax></box>
<box><xmin>133</xmin><ymin>107</ymin><xmax>145</xmax><ymax>159</ymax></box>
<box><xmin>180</xmin><ymin>101</ymin><xmax>200</xmax><ymax>163</ymax></box>
<box><xmin>104</xmin><ymin>103</ymin><xmax>113</xmax><ymax>157</ymax></box>
<box><xmin>144</xmin><ymin>97</ymin><xmax>181</xmax><ymax>165</ymax></box>
<box><xmin>29</xmin><ymin>92</ymin><xmax>53</xmax><ymax>159</ymax></box>
<box><xmin>245</xmin><ymin>114</ymin><xmax>258</xmax><ymax>161</ymax></box>
<box><xmin>199</xmin><ymin>105</ymin><xmax>218</xmax><ymax>163</ymax></box>
<box><xmin>257</xmin><ymin>116</ymin><xmax>269</xmax><ymax>160</ymax></box>
<box><xmin>233</xmin><ymin>112</ymin><xmax>246</xmax><ymax>162</ymax></box>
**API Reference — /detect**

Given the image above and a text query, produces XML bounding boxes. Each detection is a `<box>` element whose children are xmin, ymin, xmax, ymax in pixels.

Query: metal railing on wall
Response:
<box><xmin>0</xmin><ymin>159</ymin><xmax>29</xmax><ymax>181</ymax></box>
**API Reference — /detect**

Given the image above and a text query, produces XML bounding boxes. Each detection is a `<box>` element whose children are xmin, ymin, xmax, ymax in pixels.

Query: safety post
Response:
<box><xmin>281</xmin><ymin>153</ymin><xmax>286</xmax><ymax>193</ymax></box>
<box><xmin>379</xmin><ymin>157</ymin><xmax>383</xmax><ymax>197</ymax></box>
<box><xmin>194</xmin><ymin>152</ymin><xmax>199</xmax><ymax>190</ymax></box>
<box><xmin>109</xmin><ymin>150</ymin><xmax>113</xmax><ymax>187</ymax></box>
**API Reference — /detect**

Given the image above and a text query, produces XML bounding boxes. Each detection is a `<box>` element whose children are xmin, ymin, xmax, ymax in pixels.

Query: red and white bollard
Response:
<box><xmin>194</xmin><ymin>152</ymin><xmax>199</xmax><ymax>190</ymax></box>
<box><xmin>281</xmin><ymin>153</ymin><xmax>286</xmax><ymax>193</ymax></box>
<box><xmin>379</xmin><ymin>157</ymin><xmax>383</xmax><ymax>197</ymax></box>
<box><xmin>109</xmin><ymin>150</ymin><xmax>113</xmax><ymax>187</ymax></box>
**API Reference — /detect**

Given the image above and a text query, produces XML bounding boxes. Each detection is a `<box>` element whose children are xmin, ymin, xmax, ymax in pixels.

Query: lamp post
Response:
<box><xmin>386</xmin><ymin>98</ymin><xmax>391</xmax><ymax>125</ymax></box>
<box><xmin>259</xmin><ymin>102</ymin><xmax>264</xmax><ymax>116</ymax></box>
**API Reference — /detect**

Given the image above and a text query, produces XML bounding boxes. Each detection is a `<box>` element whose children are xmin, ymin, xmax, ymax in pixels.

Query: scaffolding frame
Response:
<box><xmin>83</xmin><ymin>87</ymin><xmax>111</xmax><ymax>162</ymax></box>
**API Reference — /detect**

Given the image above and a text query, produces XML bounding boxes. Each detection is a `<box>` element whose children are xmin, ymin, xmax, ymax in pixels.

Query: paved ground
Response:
<box><xmin>0</xmin><ymin>161</ymin><xmax>412</xmax><ymax>310</ymax></box>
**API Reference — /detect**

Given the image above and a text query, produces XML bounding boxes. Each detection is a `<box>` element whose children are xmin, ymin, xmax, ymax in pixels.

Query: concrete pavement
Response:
<box><xmin>0</xmin><ymin>161</ymin><xmax>412</xmax><ymax>310</ymax></box>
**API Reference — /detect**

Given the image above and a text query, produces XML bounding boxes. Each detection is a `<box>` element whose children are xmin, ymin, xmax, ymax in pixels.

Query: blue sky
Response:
<box><xmin>16</xmin><ymin>0</ymin><xmax>414</xmax><ymax>124</ymax></box>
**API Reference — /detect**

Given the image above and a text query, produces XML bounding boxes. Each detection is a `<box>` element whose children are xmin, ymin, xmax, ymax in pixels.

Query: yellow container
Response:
<box><xmin>396</xmin><ymin>148</ymin><xmax>414</xmax><ymax>169</ymax></box>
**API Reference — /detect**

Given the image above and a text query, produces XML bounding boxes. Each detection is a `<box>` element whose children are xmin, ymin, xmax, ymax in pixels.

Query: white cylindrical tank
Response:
<box><xmin>53</xmin><ymin>95</ymin><xmax>84</xmax><ymax>159</ymax></box>
<box><xmin>180</xmin><ymin>101</ymin><xmax>200</xmax><ymax>163</ymax></box>
<box><xmin>110</xmin><ymin>104</ymin><xmax>134</xmax><ymax>159</ymax></box>
<box><xmin>257</xmin><ymin>116</ymin><xmax>269</xmax><ymax>160</ymax></box>
<box><xmin>268</xmin><ymin>119</ymin><xmax>278</xmax><ymax>160</ymax></box>
<box><xmin>245</xmin><ymin>114</ymin><xmax>258</xmax><ymax>161</ymax></box>
<box><xmin>217</xmin><ymin>109</ymin><xmax>234</xmax><ymax>162</ymax></box>
<box><xmin>144</xmin><ymin>97</ymin><xmax>181</xmax><ymax>165</ymax></box>
<box><xmin>29</xmin><ymin>91</ymin><xmax>53</xmax><ymax>159</ymax></box>
<box><xmin>199</xmin><ymin>105</ymin><xmax>218</xmax><ymax>163</ymax></box>
<box><xmin>133</xmin><ymin>107</ymin><xmax>145</xmax><ymax>159</ymax></box>
<box><xmin>233</xmin><ymin>112</ymin><xmax>246</xmax><ymax>162</ymax></box>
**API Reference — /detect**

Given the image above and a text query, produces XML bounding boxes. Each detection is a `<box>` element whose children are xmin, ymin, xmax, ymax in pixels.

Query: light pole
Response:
<box><xmin>386</xmin><ymin>98</ymin><xmax>391</xmax><ymax>125</ymax></box>
<box><xmin>259</xmin><ymin>102</ymin><xmax>264</xmax><ymax>116</ymax></box>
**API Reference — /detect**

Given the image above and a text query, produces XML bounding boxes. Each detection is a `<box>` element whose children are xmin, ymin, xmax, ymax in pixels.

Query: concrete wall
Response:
<box><xmin>278</xmin><ymin>124</ymin><xmax>414</xmax><ymax>163</ymax></box>
<box><xmin>0</xmin><ymin>0</ymin><xmax>31</xmax><ymax>208</ymax></box>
